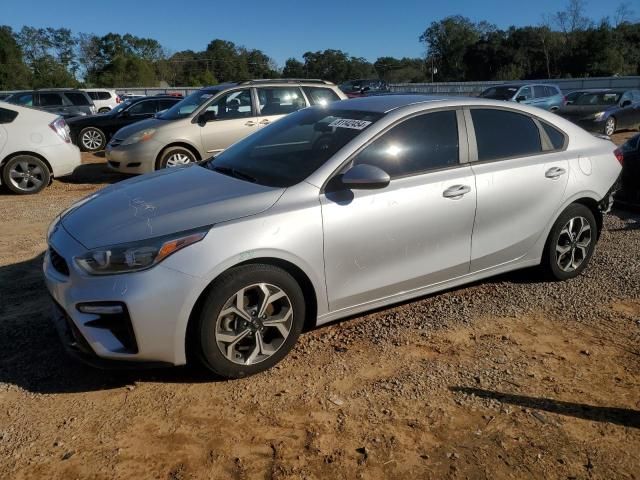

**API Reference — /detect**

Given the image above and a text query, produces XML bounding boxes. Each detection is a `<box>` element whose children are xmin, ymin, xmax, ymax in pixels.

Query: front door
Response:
<box><xmin>199</xmin><ymin>89</ymin><xmax>258</xmax><ymax>155</ymax></box>
<box><xmin>321</xmin><ymin>109</ymin><xmax>477</xmax><ymax>312</ymax></box>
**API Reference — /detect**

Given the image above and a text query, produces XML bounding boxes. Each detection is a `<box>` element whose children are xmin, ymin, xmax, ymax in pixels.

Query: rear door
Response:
<box><xmin>616</xmin><ymin>91</ymin><xmax>637</xmax><ymax>129</ymax></box>
<box><xmin>198</xmin><ymin>88</ymin><xmax>258</xmax><ymax>156</ymax></box>
<box><xmin>466</xmin><ymin>107</ymin><xmax>569</xmax><ymax>271</ymax></box>
<box><xmin>530</xmin><ymin>86</ymin><xmax>550</xmax><ymax>109</ymax></box>
<box><xmin>256</xmin><ymin>86</ymin><xmax>307</xmax><ymax>129</ymax></box>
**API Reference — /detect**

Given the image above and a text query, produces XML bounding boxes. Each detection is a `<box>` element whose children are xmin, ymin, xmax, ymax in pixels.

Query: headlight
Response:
<box><xmin>592</xmin><ymin>111</ymin><xmax>606</xmax><ymax>121</ymax></box>
<box><xmin>121</xmin><ymin>128</ymin><xmax>157</xmax><ymax>146</ymax></box>
<box><xmin>75</xmin><ymin>228</ymin><xmax>208</xmax><ymax>275</ymax></box>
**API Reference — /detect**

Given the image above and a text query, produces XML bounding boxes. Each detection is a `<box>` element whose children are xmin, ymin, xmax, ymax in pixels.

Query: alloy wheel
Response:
<box><xmin>604</xmin><ymin>118</ymin><xmax>615</xmax><ymax>136</ymax></box>
<box><xmin>214</xmin><ymin>283</ymin><xmax>294</xmax><ymax>365</ymax></box>
<box><xmin>8</xmin><ymin>159</ymin><xmax>45</xmax><ymax>193</ymax></box>
<box><xmin>555</xmin><ymin>216</ymin><xmax>592</xmax><ymax>272</ymax></box>
<box><xmin>81</xmin><ymin>129</ymin><xmax>103</xmax><ymax>150</ymax></box>
<box><xmin>165</xmin><ymin>152</ymin><xmax>193</xmax><ymax>167</ymax></box>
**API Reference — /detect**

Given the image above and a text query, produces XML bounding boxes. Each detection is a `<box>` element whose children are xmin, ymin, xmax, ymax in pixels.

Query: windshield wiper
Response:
<box><xmin>211</xmin><ymin>165</ymin><xmax>257</xmax><ymax>183</ymax></box>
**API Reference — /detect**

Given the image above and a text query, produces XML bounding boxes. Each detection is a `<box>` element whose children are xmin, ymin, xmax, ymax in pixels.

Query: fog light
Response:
<box><xmin>77</xmin><ymin>303</ymin><xmax>124</xmax><ymax>315</ymax></box>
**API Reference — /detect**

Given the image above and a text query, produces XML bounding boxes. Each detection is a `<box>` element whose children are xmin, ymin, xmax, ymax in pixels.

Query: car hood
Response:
<box><xmin>61</xmin><ymin>165</ymin><xmax>285</xmax><ymax>249</ymax></box>
<box><xmin>113</xmin><ymin>118</ymin><xmax>164</xmax><ymax>140</ymax></box>
<box><xmin>558</xmin><ymin>104</ymin><xmax>615</xmax><ymax>118</ymax></box>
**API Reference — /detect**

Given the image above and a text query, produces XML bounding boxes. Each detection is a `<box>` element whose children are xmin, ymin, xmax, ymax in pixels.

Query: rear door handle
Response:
<box><xmin>245</xmin><ymin>121</ymin><xmax>257</xmax><ymax>127</ymax></box>
<box><xmin>545</xmin><ymin>167</ymin><xmax>566</xmax><ymax>179</ymax></box>
<box><xmin>259</xmin><ymin>119</ymin><xmax>270</xmax><ymax>125</ymax></box>
<box><xmin>443</xmin><ymin>185</ymin><xmax>471</xmax><ymax>199</ymax></box>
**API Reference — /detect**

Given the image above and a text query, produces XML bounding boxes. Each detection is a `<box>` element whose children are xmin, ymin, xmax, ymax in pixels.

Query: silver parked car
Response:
<box><xmin>105</xmin><ymin>79</ymin><xmax>346</xmax><ymax>174</ymax></box>
<box><xmin>44</xmin><ymin>95</ymin><xmax>621</xmax><ymax>378</ymax></box>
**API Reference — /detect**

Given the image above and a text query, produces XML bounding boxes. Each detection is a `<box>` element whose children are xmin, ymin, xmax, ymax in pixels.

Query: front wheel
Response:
<box><xmin>157</xmin><ymin>146</ymin><xmax>196</xmax><ymax>170</ymax></box>
<box><xmin>543</xmin><ymin>204</ymin><xmax>597</xmax><ymax>280</ymax></box>
<box><xmin>197</xmin><ymin>264</ymin><xmax>305</xmax><ymax>379</ymax></box>
<box><xmin>604</xmin><ymin>117</ymin><xmax>616</xmax><ymax>136</ymax></box>
<box><xmin>2</xmin><ymin>154</ymin><xmax>50</xmax><ymax>195</ymax></box>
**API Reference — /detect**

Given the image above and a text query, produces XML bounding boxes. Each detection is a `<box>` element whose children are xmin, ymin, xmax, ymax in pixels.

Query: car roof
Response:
<box><xmin>329</xmin><ymin>94</ymin><xmax>456</xmax><ymax>113</ymax></box>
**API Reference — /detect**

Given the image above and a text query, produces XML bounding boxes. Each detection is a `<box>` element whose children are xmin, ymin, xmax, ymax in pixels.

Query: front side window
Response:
<box><xmin>257</xmin><ymin>87</ymin><xmax>306</xmax><ymax>116</ymax></box>
<box><xmin>575</xmin><ymin>92</ymin><xmax>621</xmax><ymax>106</ymax></box>
<box><xmin>127</xmin><ymin>100</ymin><xmax>156</xmax><ymax>115</ymax></box>
<box><xmin>518</xmin><ymin>87</ymin><xmax>533</xmax><ymax>100</ymax></box>
<box><xmin>64</xmin><ymin>92</ymin><xmax>91</xmax><ymax>106</ymax></box>
<box><xmin>303</xmin><ymin>87</ymin><xmax>341</xmax><ymax>106</ymax></box>
<box><xmin>0</xmin><ymin>107</ymin><xmax>18</xmax><ymax>124</ymax></box>
<box><xmin>353</xmin><ymin>110</ymin><xmax>459</xmax><ymax>178</ymax></box>
<box><xmin>205</xmin><ymin>108</ymin><xmax>383</xmax><ymax>187</ymax></box>
<box><xmin>204</xmin><ymin>89</ymin><xmax>253</xmax><ymax>119</ymax></box>
<box><xmin>158</xmin><ymin>89</ymin><xmax>221</xmax><ymax>120</ymax></box>
<box><xmin>39</xmin><ymin>93</ymin><xmax>64</xmax><ymax>106</ymax></box>
<box><xmin>471</xmin><ymin>109</ymin><xmax>542</xmax><ymax>161</ymax></box>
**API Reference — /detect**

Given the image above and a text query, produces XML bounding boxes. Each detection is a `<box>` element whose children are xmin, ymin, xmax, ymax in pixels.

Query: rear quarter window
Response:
<box><xmin>471</xmin><ymin>109</ymin><xmax>542</xmax><ymax>161</ymax></box>
<box><xmin>541</xmin><ymin>122</ymin><xmax>567</xmax><ymax>150</ymax></box>
<box><xmin>303</xmin><ymin>87</ymin><xmax>341</xmax><ymax>105</ymax></box>
<box><xmin>0</xmin><ymin>107</ymin><xmax>18</xmax><ymax>124</ymax></box>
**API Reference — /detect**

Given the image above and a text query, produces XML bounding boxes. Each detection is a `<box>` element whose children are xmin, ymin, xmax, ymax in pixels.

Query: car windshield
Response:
<box><xmin>574</xmin><ymin>92</ymin><xmax>622</xmax><ymax>106</ymax></box>
<box><xmin>480</xmin><ymin>86</ymin><xmax>520</xmax><ymax>100</ymax></box>
<box><xmin>158</xmin><ymin>89</ymin><xmax>221</xmax><ymax>120</ymax></box>
<box><xmin>109</xmin><ymin>100</ymin><xmax>133</xmax><ymax>114</ymax></box>
<box><xmin>202</xmin><ymin>107</ymin><xmax>384</xmax><ymax>188</ymax></box>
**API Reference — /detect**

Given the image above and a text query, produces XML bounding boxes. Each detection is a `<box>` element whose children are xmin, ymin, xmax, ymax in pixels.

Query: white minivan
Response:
<box><xmin>0</xmin><ymin>102</ymin><xmax>81</xmax><ymax>194</ymax></box>
<box><xmin>82</xmin><ymin>89</ymin><xmax>120</xmax><ymax>113</ymax></box>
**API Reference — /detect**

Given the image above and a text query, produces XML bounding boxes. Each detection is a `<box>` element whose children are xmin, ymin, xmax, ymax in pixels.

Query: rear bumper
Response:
<box><xmin>38</xmin><ymin>142</ymin><xmax>82</xmax><ymax>178</ymax></box>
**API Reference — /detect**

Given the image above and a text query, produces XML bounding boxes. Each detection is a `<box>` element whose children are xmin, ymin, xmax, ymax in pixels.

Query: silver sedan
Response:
<box><xmin>44</xmin><ymin>95</ymin><xmax>622</xmax><ymax>378</ymax></box>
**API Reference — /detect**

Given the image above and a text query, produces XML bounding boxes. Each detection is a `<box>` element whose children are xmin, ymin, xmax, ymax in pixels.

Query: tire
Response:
<box><xmin>157</xmin><ymin>146</ymin><xmax>196</xmax><ymax>170</ymax></box>
<box><xmin>543</xmin><ymin>204</ymin><xmax>598</xmax><ymax>281</ymax></box>
<box><xmin>79</xmin><ymin>127</ymin><xmax>106</xmax><ymax>152</ymax></box>
<box><xmin>197</xmin><ymin>264</ymin><xmax>305</xmax><ymax>379</ymax></box>
<box><xmin>604</xmin><ymin>117</ymin><xmax>616</xmax><ymax>136</ymax></box>
<box><xmin>1</xmin><ymin>154</ymin><xmax>50</xmax><ymax>195</ymax></box>
<box><xmin>98</xmin><ymin>107</ymin><xmax>111</xmax><ymax>113</ymax></box>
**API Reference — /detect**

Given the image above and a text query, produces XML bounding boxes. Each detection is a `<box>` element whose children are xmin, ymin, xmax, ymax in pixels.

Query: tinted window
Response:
<box><xmin>480</xmin><ymin>86</ymin><xmax>520</xmax><ymax>100</ymax></box>
<box><xmin>98</xmin><ymin>91</ymin><xmax>111</xmax><ymax>100</ymax></box>
<box><xmin>354</xmin><ymin>110</ymin><xmax>459</xmax><ymax>178</ymax></box>
<box><xmin>87</xmin><ymin>91</ymin><xmax>99</xmax><ymax>100</ymax></box>
<box><xmin>258</xmin><ymin>87</ymin><xmax>306</xmax><ymax>116</ymax></box>
<box><xmin>534</xmin><ymin>86</ymin><xmax>547</xmax><ymax>98</ymax></box>
<box><xmin>39</xmin><ymin>93</ymin><xmax>64</xmax><ymax>106</ymax></box>
<box><xmin>206</xmin><ymin>108</ymin><xmax>383</xmax><ymax>187</ymax></box>
<box><xmin>64</xmin><ymin>92</ymin><xmax>91</xmax><ymax>106</ymax></box>
<box><xmin>0</xmin><ymin>107</ymin><xmax>18</xmax><ymax>123</ymax></box>
<box><xmin>158</xmin><ymin>99</ymin><xmax>178</xmax><ymax>111</ymax></box>
<box><xmin>204</xmin><ymin>89</ymin><xmax>253</xmax><ymax>119</ymax></box>
<box><xmin>471</xmin><ymin>109</ymin><xmax>542</xmax><ymax>161</ymax></box>
<box><xmin>10</xmin><ymin>93</ymin><xmax>33</xmax><ymax>106</ymax></box>
<box><xmin>303</xmin><ymin>87</ymin><xmax>341</xmax><ymax>106</ymax></box>
<box><xmin>127</xmin><ymin>100</ymin><xmax>157</xmax><ymax>115</ymax></box>
<box><xmin>541</xmin><ymin>122</ymin><xmax>566</xmax><ymax>150</ymax></box>
<box><xmin>518</xmin><ymin>86</ymin><xmax>532</xmax><ymax>100</ymax></box>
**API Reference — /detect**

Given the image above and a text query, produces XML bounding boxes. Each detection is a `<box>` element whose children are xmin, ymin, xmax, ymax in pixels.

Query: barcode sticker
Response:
<box><xmin>328</xmin><ymin>118</ymin><xmax>372</xmax><ymax>130</ymax></box>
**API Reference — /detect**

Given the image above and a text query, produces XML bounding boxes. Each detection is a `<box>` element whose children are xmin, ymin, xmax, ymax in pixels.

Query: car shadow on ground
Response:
<box><xmin>59</xmin><ymin>162</ymin><xmax>131</xmax><ymax>185</ymax></box>
<box><xmin>450</xmin><ymin>387</ymin><xmax>640</xmax><ymax>429</ymax></box>
<box><xmin>0</xmin><ymin>253</ymin><xmax>223</xmax><ymax>395</ymax></box>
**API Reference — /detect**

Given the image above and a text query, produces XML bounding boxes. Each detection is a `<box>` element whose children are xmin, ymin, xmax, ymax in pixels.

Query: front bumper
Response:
<box><xmin>43</xmin><ymin>225</ymin><xmax>201</xmax><ymax>366</ymax></box>
<box><xmin>105</xmin><ymin>141</ymin><xmax>158</xmax><ymax>175</ymax></box>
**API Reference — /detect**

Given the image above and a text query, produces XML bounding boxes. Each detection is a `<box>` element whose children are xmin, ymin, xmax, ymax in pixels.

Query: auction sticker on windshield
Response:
<box><xmin>329</xmin><ymin>118</ymin><xmax>372</xmax><ymax>130</ymax></box>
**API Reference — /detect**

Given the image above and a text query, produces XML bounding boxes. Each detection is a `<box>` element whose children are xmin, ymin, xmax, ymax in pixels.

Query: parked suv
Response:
<box><xmin>5</xmin><ymin>89</ymin><xmax>96</xmax><ymax>118</ymax></box>
<box><xmin>106</xmin><ymin>79</ymin><xmax>346</xmax><ymax>174</ymax></box>
<box><xmin>82</xmin><ymin>89</ymin><xmax>120</xmax><ymax>113</ymax></box>
<box><xmin>67</xmin><ymin>95</ymin><xmax>183</xmax><ymax>152</ymax></box>
<box><xmin>480</xmin><ymin>83</ymin><xmax>564</xmax><ymax>111</ymax></box>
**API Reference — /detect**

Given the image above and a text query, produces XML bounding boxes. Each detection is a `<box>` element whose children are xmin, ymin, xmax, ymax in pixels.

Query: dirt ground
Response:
<box><xmin>1</xmin><ymin>133</ymin><xmax>639</xmax><ymax>479</ymax></box>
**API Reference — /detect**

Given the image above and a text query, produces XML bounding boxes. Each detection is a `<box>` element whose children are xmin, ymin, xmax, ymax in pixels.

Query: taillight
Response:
<box><xmin>49</xmin><ymin>117</ymin><xmax>71</xmax><ymax>143</ymax></box>
<box><xmin>614</xmin><ymin>147</ymin><xmax>624</xmax><ymax>166</ymax></box>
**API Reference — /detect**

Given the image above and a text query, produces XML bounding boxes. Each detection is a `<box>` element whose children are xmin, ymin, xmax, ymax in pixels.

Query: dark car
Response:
<box><xmin>558</xmin><ymin>89</ymin><xmax>640</xmax><ymax>136</ymax></box>
<box><xmin>615</xmin><ymin>133</ymin><xmax>640</xmax><ymax>205</ymax></box>
<box><xmin>4</xmin><ymin>89</ymin><xmax>95</xmax><ymax>118</ymax></box>
<box><xmin>339</xmin><ymin>79</ymin><xmax>389</xmax><ymax>98</ymax></box>
<box><xmin>67</xmin><ymin>95</ymin><xmax>182</xmax><ymax>152</ymax></box>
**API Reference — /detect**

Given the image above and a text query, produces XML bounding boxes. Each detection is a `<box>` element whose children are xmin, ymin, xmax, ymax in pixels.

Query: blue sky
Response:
<box><xmin>1</xmin><ymin>0</ymin><xmax>624</xmax><ymax>66</ymax></box>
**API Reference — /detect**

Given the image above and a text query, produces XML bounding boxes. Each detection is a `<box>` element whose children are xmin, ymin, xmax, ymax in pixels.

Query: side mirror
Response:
<box><xmin>197</xmin><ymin>110</ymin><xmax>217</xmax><ymax>125</ymax></box>
<box><xmin>516</xmin><ymin>95</ymin><xmax>526</xmax><ymax>102</ymax></box>
<box><xmin>341</xmin><ymin>164</ymin><xmax>390</xmax><ymax>190</ymax></box>
<box><xmin>621</xmin><ymin>100</ymin><xmax>632</xmax><ymax>108</ymax></box>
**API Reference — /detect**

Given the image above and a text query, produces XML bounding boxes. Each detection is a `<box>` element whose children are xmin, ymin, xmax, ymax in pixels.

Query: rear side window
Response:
<box><xmin>158</xmin><ymin>99</ymin><xmax>179</xmax><ymax>110</ymax></box>
<box><xmin>303</xmin><ymin>87</ymin><xmax>341</xmax><ymax>105</ymax></box>
<box><xmin>97</xmin><ymin>91</ymin><xmax>111</xmax><ymax>100</ymax></box>
<box><xmin>0</xmin><ymin>107</ymin><xmax>18</xmax><ymax>123</ymax></box>
<box><xmin>39</xmin><ymin>93</ymin><xmax>64</xmax><ymax>106</ymax></box>
<box><xmin>354</xmin><ymin>110</ymin><xmax>459</xmax><ymax>178</ymax></box>
<box><xmin>534</xmin><ymin>86</ymin><xmax>547</xmax><ymax>98</ymax></box>
<box><xmin>541</xmin><ymin>122</ymin><xmax>566</xmax><ymax>150</ymax></box>
<box><xmin>257</xmin><ymin>87</ymin><xmax>306</xmax><ymax>116</ymax></box>
<box><xmin>11</xmin><ymin>93</ymin><xmax>33</xmax><ymax>106</ymax></box>
<box><xmin>64</xmin><ymin>92</ymin><xmax>91</xmax><ymax>106</ymax></box>
<box><xmin>471</xmin><ymin>109</ymin><xmax>542</xmax><ymax>161</ymax></box>
<box><xmin>127</xmin><ymin>100</ymin><xmax>157</xmax><ymax>115</ymax></box>
<box><xmin>87</xmin><ymin>91</ymin><xmax>99</xmax><ymax>100</ymax></box>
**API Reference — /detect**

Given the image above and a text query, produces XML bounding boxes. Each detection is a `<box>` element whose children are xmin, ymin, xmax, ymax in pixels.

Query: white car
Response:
<box><xmin>0</xmin><ymin>102</ymin><xmax>81</xmax><ymax>194</ymax></box>
<box><xmin>82</xmin><ymin>89</ymin><xmax>121</xmax><ymax>113</ymax></box>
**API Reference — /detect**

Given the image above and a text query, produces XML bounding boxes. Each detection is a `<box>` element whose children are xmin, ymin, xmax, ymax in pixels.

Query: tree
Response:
<box><xmin>0</xmin><ymin>26</ymin><xmax>30</xmax><ymax>89</ymax></box>
<box><xmin>282</xmin><ymin>58</ymin><xmax>305</xmax><ymax>78</ymax></box>
<box><xmin>615</xmin><ymin>2</ymin><xmax>636</xmax><ymax>26</ymax></box>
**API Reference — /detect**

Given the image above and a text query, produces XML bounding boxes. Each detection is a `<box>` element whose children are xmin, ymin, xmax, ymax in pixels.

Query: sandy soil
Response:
<box><xmin>0</xmin><ymin>133</ymin><xmax>639</xmax><ymax>479</ymax></box>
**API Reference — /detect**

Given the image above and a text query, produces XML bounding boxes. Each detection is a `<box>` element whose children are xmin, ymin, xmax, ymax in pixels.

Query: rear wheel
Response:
<box><xmin>79</xmin><ymin>127</ymin><xmax>106</xmax><ymax>152</ymax></box>
<box><xmin>2</xmin><ymin>154</ymin><xmax>50</xmax><ymax>195</ymax></box>
<box><xmin>98</xmin><ymin>107</ymin><xmax>110</xmax><ymax>113</ymax></box>
<box><xmin>197</xmin><ymin>264</ymin><xmax>305</xmax><ymax>379</ymax></box>
<box><xmin>543</xmin><ymin>204</ymin><xmax>597</xmax><ymax>280</ymax></box>
<box><xmin>604</xmin><ymin>117</ymin><xmax>616</xmax><ymax>136</ymax></box>
<box><xmin>157</xmin><ymin>146</ymin><xmax>196</xmax><ymax>170</ymax></box>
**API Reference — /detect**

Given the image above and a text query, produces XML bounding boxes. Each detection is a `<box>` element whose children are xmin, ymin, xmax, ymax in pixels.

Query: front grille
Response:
<box><xmin>108</xmin><ymin>160</ymin><xmax>121</xmax><ymax>168</ymax></box>
<box><xmin>49</xmin><ymin>247</ymin><xmax>70</xmax><ymax>276</ymax></box>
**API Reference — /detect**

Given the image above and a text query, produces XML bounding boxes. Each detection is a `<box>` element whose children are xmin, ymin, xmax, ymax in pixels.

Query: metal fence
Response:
<box><xmin>388</xmin><ymin>76</ymin><xmax>640</xmax><ymax>96</ymax></box>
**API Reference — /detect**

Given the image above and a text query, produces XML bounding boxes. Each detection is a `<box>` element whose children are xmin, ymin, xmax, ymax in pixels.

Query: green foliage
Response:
<box><xmin>0</xmin><ymin>26</ymin><xmax>30</xmax><ymax>89</ymax></box>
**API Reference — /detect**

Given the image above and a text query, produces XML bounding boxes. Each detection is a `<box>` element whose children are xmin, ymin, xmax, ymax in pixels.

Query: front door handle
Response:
<box><xmin>545</xmin><ymin>167</ymin><xmax>566</xmax><ymax>179</ymax></box>
<box><xmin>259</xmin><ymin>119</ymin><xmax>270</xmax><ymax>125</ymax></box>
<box><xmin>245</xmin><ymin>121</ymin><xmax>257</xmax><ymax>127</ymax></box>
<box><xmin>443</xmin><ymin>185</ymin><xmax>471</xmax><ymax>199</ymax></box>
